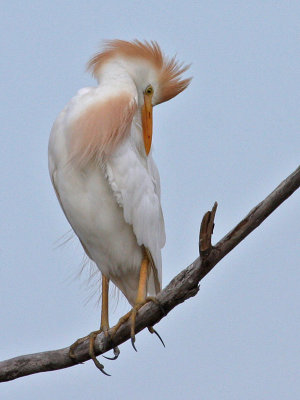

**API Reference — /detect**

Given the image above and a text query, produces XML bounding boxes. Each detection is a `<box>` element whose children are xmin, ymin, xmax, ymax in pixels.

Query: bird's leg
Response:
<box><xmin>110</xmin><ymin>254</ymin><xmax>161</xmax><ymax>351</ymax></box>
<box><xmin>99</xmin><ymin>276</ymin><xmax>120</xmax><ymax>361</ymax></box>
<box><xmin>129</xmin><ymin>255</ymin><xmax>149</xmax><ymax>350</ymax></box>
<box><xmin>110</xmin><ymin>256</ymin><xmax>149</xmax><ymax>337</ymax></box>
<box><xmin>69</xmin><ymin>274</ymin><xmax>117</xmax><ymax>375</ymax></box>
<box><xmin>89</xmin><ymin>275</ymin><xmax>120</xmax><ymax>363</ymax></box>
<box><xmin>100</xmin><ymin>274</ymin><xmax>109</xmax><ymax>332</ymax></box>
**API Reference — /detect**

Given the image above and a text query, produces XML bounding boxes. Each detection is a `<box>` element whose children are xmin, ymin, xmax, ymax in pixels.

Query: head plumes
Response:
<box><xmin>88</xmin><ymin>39</ymin><xmax>191</xmax><ymax>104</ymax></box>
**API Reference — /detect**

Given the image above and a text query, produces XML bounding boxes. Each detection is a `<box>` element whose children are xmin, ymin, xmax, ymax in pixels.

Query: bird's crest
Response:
<box><xmin>88</xmin><ymin>39</ymin><xmax>191</xmax><ymax>104</ymax></box>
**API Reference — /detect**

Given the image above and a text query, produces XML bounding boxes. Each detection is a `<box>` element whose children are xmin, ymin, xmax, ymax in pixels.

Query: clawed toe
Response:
<box><xmin>69</xmin><ymin>335</ymin><xmax>89</xmax><ymax>362</ymax></box>
<box><xmin>110</xmin><ymin>295</ymin><xmax>163</xmax><ymax>353</ymax></box>
<box><xmin>69</xmin><ymin>330</ymin><xmax>111</xmax><ymax>376</ymax></box>
<box><xmin>148</xmin><ymin>326</ymin><xmax>165</xmax><ymax>347</ymax></box>
<box><xmin>103</xmin><ymin>346</ymin><xmax>120</xmax><ymax>360</ymax></box>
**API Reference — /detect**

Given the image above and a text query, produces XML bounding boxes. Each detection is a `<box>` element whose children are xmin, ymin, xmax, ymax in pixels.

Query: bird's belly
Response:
<box><xmin>55</xmin><ymin>165</ymin><xmax>143</xmax><ymax>303</ymax></box>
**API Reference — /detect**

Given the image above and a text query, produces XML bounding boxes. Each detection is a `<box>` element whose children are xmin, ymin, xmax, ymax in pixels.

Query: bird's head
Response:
<box><xmin>88</xmin><ymin>40</ymin><xmax>191</xmax><ymax>156</ymax></box>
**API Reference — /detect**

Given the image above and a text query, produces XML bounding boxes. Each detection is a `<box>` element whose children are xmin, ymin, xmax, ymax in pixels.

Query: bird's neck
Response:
<box><xmin>95</xmin><ymin>61</ymin><xmax>148</xmax><ymax>160</ymax></box>
<box><xmin>96</xmin><ymin>61</ymin><xmax>137</xmax><ymax>99</ymax></box>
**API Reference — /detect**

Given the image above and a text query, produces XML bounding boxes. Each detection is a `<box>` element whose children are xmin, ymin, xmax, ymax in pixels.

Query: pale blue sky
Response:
<box><xmin>1</xmin><ymin>1</ymin><xmax>299</xmax><ymax>399</ymax></box>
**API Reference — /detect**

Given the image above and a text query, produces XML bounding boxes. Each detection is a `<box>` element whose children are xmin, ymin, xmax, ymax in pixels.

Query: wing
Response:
<box><xmin>104</xmin><ymin>138</ymin><xmax>166</xmax><ymax>292</ymax></box>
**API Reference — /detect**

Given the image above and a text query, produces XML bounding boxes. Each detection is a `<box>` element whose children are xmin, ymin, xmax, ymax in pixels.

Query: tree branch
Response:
<box><xmin>1</xmin><ymin>166</ymin><xmax>299</xmax><ymax>382</ymax></box>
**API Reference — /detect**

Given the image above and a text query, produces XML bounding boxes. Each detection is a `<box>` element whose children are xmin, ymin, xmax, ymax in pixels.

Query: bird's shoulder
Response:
<box><xmin>49</xmin><ymin>85</ymin><xmax>138</xmax><ymax>167</ymax></box>
<box><xmin>60</xmin><ymin>85</ymin><xmax>137</xmax><ymax>125</ymax></box>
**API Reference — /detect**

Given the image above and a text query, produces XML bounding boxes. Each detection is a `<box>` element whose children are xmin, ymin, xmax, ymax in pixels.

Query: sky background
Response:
<box><xmin>1</xmin><ymin>1</ymin><xmax>299</xmax><ymax>399</ymax></box>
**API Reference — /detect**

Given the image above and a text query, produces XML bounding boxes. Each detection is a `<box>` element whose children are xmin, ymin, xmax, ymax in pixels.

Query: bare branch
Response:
<box><xmin>1</xmin><ymin>166</ymin><xmax>299</xmax><ymax>382</ymax></box>
<box><xmin>199</xmin><ymin>201</ymin><xmax>218</xmax><ymax>257</ymax></box>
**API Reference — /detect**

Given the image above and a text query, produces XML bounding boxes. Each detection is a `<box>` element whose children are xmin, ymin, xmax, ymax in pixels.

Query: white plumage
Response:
<box><xmin>49</xmin><ymin>39</ymin><xmax>190</xmax><ymax>314</ymax></box>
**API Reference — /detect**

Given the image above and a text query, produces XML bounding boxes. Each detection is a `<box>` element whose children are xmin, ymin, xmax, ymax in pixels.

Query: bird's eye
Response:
<box><xmin>145</xmin><ymin>85</ymin><xmax>154</xmax><ymax>95</ymax></box>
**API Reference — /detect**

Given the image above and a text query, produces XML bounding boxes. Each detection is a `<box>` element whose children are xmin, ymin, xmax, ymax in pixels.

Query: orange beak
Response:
<box><xmin>142</xmin><ymin>94</ymin><xmax>153</xmax><ymax>156</ymax></box>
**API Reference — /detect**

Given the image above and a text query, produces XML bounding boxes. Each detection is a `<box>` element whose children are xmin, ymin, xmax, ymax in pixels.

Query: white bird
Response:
<box><xmin>48</xmin><ymin>39</ymin><xmax>190</xmax><ymax>372</ymax></box>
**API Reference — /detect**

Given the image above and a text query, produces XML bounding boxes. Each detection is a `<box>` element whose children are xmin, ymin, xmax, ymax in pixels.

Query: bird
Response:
<box><xmin>48</xmin><ymin>39</ymin><xmax>191</xmax><ymax>374</ymax></box>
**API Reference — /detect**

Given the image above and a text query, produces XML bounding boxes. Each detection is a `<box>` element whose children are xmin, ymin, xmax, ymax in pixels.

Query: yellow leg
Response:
<box><xmin>100</xmin><ymin>276</ymin><xmax>120</xmax><ymax>361</ymax></box>
<box><xmin>130</xmin><ymin>256</ymin><xmax>149</xmax><ymax>349</ymax></box>
<box><xmin>100</xmin><ymin>275</ymin><xmax>109</xmax><ymax>332</ymax></box>
<box><xmin>110</xmin><ymin>254</ymin><xmax>160</xmax><ymax>351</ymax></box>
<box><xmin>110</xmin><ymin>256</ymin><xmax>149</xmax><ymax>335</ymax></box>
<box><xmin>69</xmin><ymin>274</ymin><xmax>114</xmax><ymax>375</ymax></box>
<box><xmin>136</xmin><ymin>256</ymin><xmax>149</xmax><ymax>303</ymax></box>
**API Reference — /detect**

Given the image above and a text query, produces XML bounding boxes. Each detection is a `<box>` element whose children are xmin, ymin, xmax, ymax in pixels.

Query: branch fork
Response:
<box><xmin>199</xmin><ymin>201</ymin><xmax>218</xmax><ymax>258</ymax></box>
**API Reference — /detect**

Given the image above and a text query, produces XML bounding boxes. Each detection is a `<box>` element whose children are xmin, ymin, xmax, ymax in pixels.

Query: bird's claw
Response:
<box><xmin>148</xmin><ymin>326</ymin><xmax>165</xmax><ymax>347</ymax></box>
<box><xmin>103</xmin><ymin>346</ymin><xmax>120</xmax><ymax>360</ymax></box>
<box><xmin>90</xmin><ymin>353</ymin><xmax>111</xmax><ymax>376</ymax></box>
<box><xmin>131</xmin><ymin>336</ymin><xmax>138</xmax><ymax>352</ymax></box>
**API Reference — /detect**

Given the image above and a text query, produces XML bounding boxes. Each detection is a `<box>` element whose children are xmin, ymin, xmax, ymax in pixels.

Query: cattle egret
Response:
<box><xmin>48</xmin><ymin>39</ymin><xmax>190</xmax><ymax>373</ymax></box>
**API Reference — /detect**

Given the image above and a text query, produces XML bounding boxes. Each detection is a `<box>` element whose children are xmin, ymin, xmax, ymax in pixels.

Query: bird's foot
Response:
<box><xmin>110</xmin><ymin>296</ymin><xmax>165</xmax><ymax>351</ymax></box>
<box><xmin>69</xmin><ymin>328</ymin><xmax>119</xmax><ymax>375</ymax></box>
